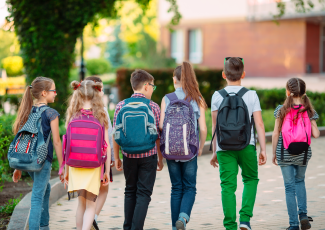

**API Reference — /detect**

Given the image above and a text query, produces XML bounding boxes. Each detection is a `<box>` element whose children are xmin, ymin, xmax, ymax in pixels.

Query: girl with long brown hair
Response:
<box><xmin>159</xmin><ymin>61</ymin><xmax>207</xmax><ymax>230</ymax></box>
<box><xmin>64</xmin><ymin>80</ymin><xmax>111</xmax><ymax>230</ymax></box>
<box><xmin>11</xmin><ymin>77</ymin><xmax>64</xmax><ymax>230</ymax></box>
<box><xmin>272</xmin><ymin>78</ymin><xmax>320</xmax><ymax>230</ymax></box>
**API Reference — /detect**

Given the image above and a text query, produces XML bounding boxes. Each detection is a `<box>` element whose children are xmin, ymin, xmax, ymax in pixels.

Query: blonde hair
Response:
<box><xmin>13</xmin><ymin>77</ymin><xmax>54</xmax><ymax>134</ymax></box>
<box><xmin>65</xmin><ymin>80</ymin><xmax>108</xmax><ymax>129</ymax></box>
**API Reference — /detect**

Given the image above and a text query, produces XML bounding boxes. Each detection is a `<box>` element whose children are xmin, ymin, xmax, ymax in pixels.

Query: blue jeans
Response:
<box><xmin>28</xmin><ymin>160</ymin><xmax>52</xmax><ymax>230</ymax></box>
<box><xmin>280</xmin><ymin>165</ymin><xmax>308</xmax><ymax>227</ymax></box>
<box><xmin>167</xmin><ymin>156</ymin><xmax>197</xmax><ymax>229</ymax></box>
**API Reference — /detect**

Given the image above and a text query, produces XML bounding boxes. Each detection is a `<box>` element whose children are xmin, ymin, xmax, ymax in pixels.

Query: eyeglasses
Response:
<box><xmin>224</xmin><ymin>57</ymin><xmax>244</xmax><ymax>65</ymax></box>
<box><xmin>48</xmin><ymin>89</ymin><xmax>57</xmax><ymax>94</ymax></box>
<box><xmin>145</xmin><ymin>83</ymin><xmax>157</xmax><ymax>91</ymax></box>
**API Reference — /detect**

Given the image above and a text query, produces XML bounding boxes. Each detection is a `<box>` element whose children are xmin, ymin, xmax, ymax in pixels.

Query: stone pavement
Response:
<box><xmin>49</xmin><ymin>137</ymin><xmax>325</xmax><ymax>230</ymax></box>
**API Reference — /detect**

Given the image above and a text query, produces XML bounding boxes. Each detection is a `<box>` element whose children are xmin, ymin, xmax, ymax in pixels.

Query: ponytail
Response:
<box><xmin>13</xmin><ymin>86</ymin><xmax>33</xmax><ymax>134</ymax></box>
<box><xmin>179</xmin><ymin>62</ymin><xmax>208</xmax><ymax>109</ymax></box>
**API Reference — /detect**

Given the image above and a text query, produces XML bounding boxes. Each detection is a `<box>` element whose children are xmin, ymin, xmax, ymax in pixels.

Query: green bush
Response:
<box><xmin>116</xmin><ymin>68</ymin><xmax>224</xmax><ymax>106</ymax></box>
<box><xmin>1</xmin><ymin>56</ymin><xmax>24</xmax><ymax>76</ymax></box>
<box><xmin>0</xmin><ymin>194</ymin><xmax>22</xmax><ymax>215</ymax></box>
<box><xmin>86</xmin><ymin>58</ymin><xmax>111</xmax><ymax>76</ymax></box>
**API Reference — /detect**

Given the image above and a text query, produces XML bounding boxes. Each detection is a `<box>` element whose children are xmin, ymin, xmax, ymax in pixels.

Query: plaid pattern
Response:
<box><xmin>113</xmin><ymin>93</ymin><xmax>161</xmax><ymax>158</ymax></box>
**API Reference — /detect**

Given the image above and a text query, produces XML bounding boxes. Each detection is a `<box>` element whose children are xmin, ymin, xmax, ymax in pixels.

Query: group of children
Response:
<box><xmin>9</xmin><ymin>57</ymin><xmax>320</xmax><ymax>230</ymax></box>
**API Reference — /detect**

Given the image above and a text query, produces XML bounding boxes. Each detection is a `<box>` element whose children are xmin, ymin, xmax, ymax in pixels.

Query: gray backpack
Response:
<box><xmin>8</xmin><ymin>106</ymin><xmax>51</xmax><ymax>172</ymax></box>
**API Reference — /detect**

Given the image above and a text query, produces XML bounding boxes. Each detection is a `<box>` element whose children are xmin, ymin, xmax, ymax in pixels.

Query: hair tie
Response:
<box><xmin>74</xmin><ymin>83</ymin><xmax>81</xmax><ymax>90</ymax></box>
<box><xmin>29</xmin><ymin>85</ymin><xmax>32</xmax><ymax>88</ymax></box>
<box><xmin>290</xmin><ymin>93</ymin><xmax>294</xmax><ymax>96</ymax></box>
<box><xmin>95</xmin><ymin>86</ymin><xmax>101</xmax><ymax>92</ymax></box>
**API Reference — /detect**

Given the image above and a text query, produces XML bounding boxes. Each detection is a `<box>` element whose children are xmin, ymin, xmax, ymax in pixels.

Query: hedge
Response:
<box><xmin>116</xmin><ymin>68</ymin><xmax>225</xmax><ymax>106</ymax></box>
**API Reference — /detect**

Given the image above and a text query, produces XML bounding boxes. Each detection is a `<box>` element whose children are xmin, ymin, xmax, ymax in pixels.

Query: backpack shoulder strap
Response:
<box><xmin>217</xmin><ymin>89</ymin><xmax>228</xmax><ymax>99</ymax></box>
<box><xmin>237</xmin><ymin>87</ymin><xmax>249</xmax><ymax>98</ymax></box>
<box><xmin>166</xmin><ymin>92</ymin><xmax>178</xmax><ymax>102</ymax></box>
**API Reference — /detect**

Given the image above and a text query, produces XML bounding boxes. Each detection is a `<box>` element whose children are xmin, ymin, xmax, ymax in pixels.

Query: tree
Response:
<box><xmin>275</xmin><ymin>0</ymin><xmax>325</xmax><ymax>18</ymax></box>
<box><xmin>106</xmin><ymin>24</ymin><xmax>125</xmax><ymax>68</ymax></box>
<box><xmin>5</xmin><ymin>0</ymin><xmax>180</xmax><ymax>115</ymax></box>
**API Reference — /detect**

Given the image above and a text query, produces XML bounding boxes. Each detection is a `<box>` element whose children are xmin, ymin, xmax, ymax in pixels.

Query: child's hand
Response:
<box><xmin>115</xmin><ymin>158</ymin><xmax>123</xmax><ymax>171</ymax></box>
<box><xmin>259</xmin><ymin>150</ymin><xmax>267</xmax><ymax>165</ymax></box>
<box><xmin>157</xmin><ymin>159</ymin><xmax>164</xmax><ymax>171</ymax></box>
<box><xmin>102</xmin><ymin>172</ymin><xmax>109</xmax><ymax>186</ymax></box>
<box><xmin>210</xmin><ymin>153</ymin><xmax>219</xmax><ymax>168</ymax></box>
<box><xmin>272</xmin><ymin>154</ymin><xmax>278</xmax><ymax>166</ymax></box>
<box><xmin>59</xmin><ymin>168</ymin><xmax>65</xmax><ymax>183</ymax></box>
<box><xmin>111</xmin><ymin>161</ymin><xmax>115</xmax><ymax>167</ymax></box>
<box><xmin>12</xmin><ymin>170</ymin><xmax>22</xmax><ymax>183</ymax></box>
<box><xmin>198</xmin><ymin>148</ymin><xmax>204</xmax><ymax>156</ymax></box>
<box><xmin>64</xmin><ymin>171</ymin><xmax>69</xmax><ymax>189</ymax></box>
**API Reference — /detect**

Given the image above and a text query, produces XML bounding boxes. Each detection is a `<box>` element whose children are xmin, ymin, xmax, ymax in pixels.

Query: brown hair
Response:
<box><xmin>13</xmin><ymin>77</ymin><xmax>54</xmax><ymax>134</ymax></box>
<box><xmin>85</xmin><ymin>76</ymin><xmax>102</xmax><ymax>83</ymax></box>
<box><xmin>174</xmin><ymin>62</ymin><xmax>208</xmax><ymax>109</ymax></box>
<box><xmin>130</xmin><ymin>69</ymin><xmax>154</xmax><ymax>91</ymax></box>
<box><xmin>65</xmin><ymin>80</ymin><xmax>108</xmax><ymax>129</ymax></box>
<box><xmin>277</xmin><ymin>78</ymin><xmax>314</xmax><ymax>131</ymax></box>
<box><xmin>224</xmin><ymin>57</ymin><xmax>244</xmax><ymax>82</ymax></box>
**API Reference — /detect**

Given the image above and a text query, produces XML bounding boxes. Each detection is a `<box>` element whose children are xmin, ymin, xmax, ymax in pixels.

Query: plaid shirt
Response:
<box><xmin>113</xmin><ymin>93</ymin><xmax>161</xmax><ymax>158</ymax></box>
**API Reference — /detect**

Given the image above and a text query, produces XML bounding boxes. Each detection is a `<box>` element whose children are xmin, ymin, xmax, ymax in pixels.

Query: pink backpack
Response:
<box><xmin>59</xmin><ymin>110</ymin><xmax>107</xmax><ymax>179</ymax></box>
<box><xmin>281</xmin><ymin>105</ymin><xmax>311</xmax><ymax>165</ymax></box>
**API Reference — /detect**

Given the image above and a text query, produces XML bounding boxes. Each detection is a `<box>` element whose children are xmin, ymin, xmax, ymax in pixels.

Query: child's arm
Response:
<box><xmin>159</xmin><ymin>97</ymin><xmax>166</xmax><ymax>131</ymax></box>
<box><xmin>253</xmin><ymin>111</ymin><xmax>267</xmax><ymax>165</ymax></box>
<box><xmin>311</xmin><ymin>120</ymin><xmax>320</xmax><ymax>138</ymax></box>
<box><xmin>272</xmin><ymin>119</ymin><xmax>280</xmax><ymax>166</ymax></box>
<box><xmin>198</xmin><ymin>105</ymin><xmax>207</xmax><ymax>156</ymax></box>
<box><xmin>113</xmin><ymin>139</ymin><xmax>122</xmax><ymax>171</ymax></box>
<box><xmin>102</xmin><ymin>129</ymin><xmax>111</xmax><ymax>186</ymax></box>
<box><xmin>210</xmin><ymin>110</ymin><xmax>218</xmax><ymax>168</ymax></box>
<box><xmin>156</xmin><ymin>138</ymin><xmax>164</xmax><ymax>171</ymax></box>
<box><xmin>50</xmin><ymin>117</ymin><xmax>64</xmax><ymax>180</ymax></box>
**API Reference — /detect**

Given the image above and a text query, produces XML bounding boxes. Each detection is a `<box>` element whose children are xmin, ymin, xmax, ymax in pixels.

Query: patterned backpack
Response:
<box><xmin>281</xmin><ymin>105</ymin><xmax>311</xmax><ymax>165</ymax></box>
<box><xmin>8</xmin><ymin>106</ymin><xmax>51</xmax><ymax>172</ymax></box>
<box><xmin>160</xmin><ymin>93</ymin><xmax>199</xmax><ymax>160</ymax></box>
<box><xmin>59</xmin><ymin>110</ymin><xmax>107</xmax><ymax>179</ymax></box>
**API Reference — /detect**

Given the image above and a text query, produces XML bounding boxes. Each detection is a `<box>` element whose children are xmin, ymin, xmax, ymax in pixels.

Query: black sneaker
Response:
<box><xmin>91</xmin><ymin>219</ymin><xmax>99</xmax><ymax>230</ymax></box>
<box><xmin>300</xmin><ymin>216</ymin><xmax>311</xmax><ymax>230</ymax></box>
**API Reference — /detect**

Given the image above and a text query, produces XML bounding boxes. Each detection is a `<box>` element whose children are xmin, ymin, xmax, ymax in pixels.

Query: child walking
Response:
<box><xmin>85</xmin><ymin>76</ymin><xmax>115</xmax><ymax>230</ymax></box>
<box><xmin>11</xmin><ymin>77</ymin><xmax>63</xmax><ymax>230</ymax></box>
<box><xmin>159</xmin><ymin>62</ymin><xmax>207</xmax><ymax>230</ymax></box>
<box><xmin>64</xmin><ymin>80</ymin><xmax>111</xmax><ymax>230</ymax></box>
<box><xmin>272</xmin><ymin>78</ymin><xmax>320</xmax><ymax>230</ymax></box>
<box><xmin>112</xmin><ymin>69</ymin><xmax>163</xmax><ymax>230</ymax></box>
<box><xmin>210</xmin><ymin>57</ymin><xmax>267</xmax><ymax>230</ymax></box>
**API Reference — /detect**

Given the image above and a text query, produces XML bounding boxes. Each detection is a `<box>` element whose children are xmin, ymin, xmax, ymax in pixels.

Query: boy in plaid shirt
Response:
<box><xmin>113</xmin><ymin>69</ymin><xmax>163</xmax><ymax>230</ymax></box>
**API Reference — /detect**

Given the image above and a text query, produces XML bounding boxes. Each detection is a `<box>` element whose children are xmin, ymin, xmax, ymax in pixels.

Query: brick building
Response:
<box><xmin>158</xmin><ymin>0</ymin><xmax>325</xmax><ymax>77</ymax></box>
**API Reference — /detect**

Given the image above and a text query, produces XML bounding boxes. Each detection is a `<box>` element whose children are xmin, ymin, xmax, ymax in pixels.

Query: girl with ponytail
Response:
<box><xmin>272</xmin><ymin>78</ymin><xmax>320</xmax><ymax>230</ymax></box>
<box><xmin>159</xmin><ymin>61</ymin><xmax>207</xmax><ymax>230</ymax></box>
<box><xmin>12</xmin><ymin>77</ymin><xmax>63</xmax><ymax>230</ymax></box>
<box><xmin>64</xmin><ymin>80</ymin><xmax>111</xmax><ymax>230</ymax></box>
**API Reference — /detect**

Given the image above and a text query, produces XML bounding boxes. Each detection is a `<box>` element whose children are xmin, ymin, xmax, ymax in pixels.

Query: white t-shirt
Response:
<box><xmin>211</xmin><ymin>86</ymin><xmax>262</xmax><ymax>152</ymax></box>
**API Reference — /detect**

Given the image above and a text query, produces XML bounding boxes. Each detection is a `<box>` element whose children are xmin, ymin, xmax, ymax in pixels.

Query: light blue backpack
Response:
<box><xmin>8</xmin><ymin>106</ymin><xmax>51</xmax><ymax>172</ymax></box>
<box><xmin>113</xmin><ymin>97</ymin><xmax>158</xmax><ymax>154</ymax></box>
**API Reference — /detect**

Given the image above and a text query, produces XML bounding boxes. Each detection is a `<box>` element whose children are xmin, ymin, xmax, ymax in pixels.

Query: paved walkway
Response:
<box><xmin>49</xmin><ymin>137</ymin><xmax>325</xmax><ymax>230</ymax></box>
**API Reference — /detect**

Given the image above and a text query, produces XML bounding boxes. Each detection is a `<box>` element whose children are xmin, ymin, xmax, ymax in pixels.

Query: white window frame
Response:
<box><xmin>189</xmin><ymin>29</ymin><xmax>203</xmax><ymax>64</ymax></box>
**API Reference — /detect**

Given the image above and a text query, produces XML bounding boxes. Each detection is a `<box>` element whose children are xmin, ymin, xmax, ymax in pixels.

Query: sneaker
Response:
<box><xmin>91</xmin><ymin>219</ymin><xmax>99</xmax><ymax>230</ymax></box>
<box><xmin>239</xmin><ymin>222</ymin><xmax>252</xmax><ymax>230</ymax></box>
<box><xmin>175</xmin><ymin>218</ymin><xmax>186</xmax><ymax>230</ymax></box>
<box><xmin>300</xmin><ymin>215</ymin><xmax>311</xmax><ymax>230</ymax></box>
<box><xmin>286</xmin><ymin>227</ymin><xmax>299</xmax><ymax>230</ymax></box>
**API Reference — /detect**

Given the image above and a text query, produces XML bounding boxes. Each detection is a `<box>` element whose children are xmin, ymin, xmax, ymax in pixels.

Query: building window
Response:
<box><xmin>171</xmin><ymin>30</ymin><xmax>184</xmax><ymax>63</ymax></box>
<box><xmin>189</xmin><ymin>29</ymin><xmax>203</xmax><ymax>64</ymax></box>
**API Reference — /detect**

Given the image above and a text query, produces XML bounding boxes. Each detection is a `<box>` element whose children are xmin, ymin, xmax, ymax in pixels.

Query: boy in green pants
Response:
<box><xmin>210</xmin><ymin>57</ymin><xmax>267</xmax><ymax>230</ymax></box>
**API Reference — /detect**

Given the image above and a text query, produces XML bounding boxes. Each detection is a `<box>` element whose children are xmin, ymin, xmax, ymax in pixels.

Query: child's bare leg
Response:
<box><xmin>76</xmin><ymin>196</ymin><xmax>86</xmax><ymax>230</ymax></box>
<box><xmin>82</xmin><ymin>199</ymin><xmax>97</xmax><ymax>230</ymax></box>
<box><xmin>95</xmin><ymin>184</ymin><xmax>109</xmax><ymax>216</ymax></box>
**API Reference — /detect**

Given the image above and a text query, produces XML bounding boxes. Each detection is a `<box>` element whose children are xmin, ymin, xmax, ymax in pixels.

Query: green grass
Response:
<box><xmin>0</xmin><ymin>194</ymin><xmax>22</xmax><ymax>215</ymax></box>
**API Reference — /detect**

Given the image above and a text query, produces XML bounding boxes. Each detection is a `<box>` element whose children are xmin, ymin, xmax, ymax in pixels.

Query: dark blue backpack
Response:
<box><xmin>113</xmin><ymin>97</ymin><xmax>158</xmax><ymax>154</ymax></box>
<box><xmin>8</xmin><ymin>106</ymin><xmax>51</xmax><ymax>172</ymax></box>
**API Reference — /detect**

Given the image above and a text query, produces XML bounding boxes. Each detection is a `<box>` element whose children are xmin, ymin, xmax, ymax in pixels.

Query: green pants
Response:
<box><xmin>217</xmin><ymin>145</ymin><xmax>259</xmax><ymax>230</ymax></box>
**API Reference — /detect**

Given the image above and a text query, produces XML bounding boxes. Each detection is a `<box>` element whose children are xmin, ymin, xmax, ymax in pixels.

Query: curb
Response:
<box><xmin>8</xmin><ymin>127</ymin><xmax>325</xmax><ymax>229</ymax></box>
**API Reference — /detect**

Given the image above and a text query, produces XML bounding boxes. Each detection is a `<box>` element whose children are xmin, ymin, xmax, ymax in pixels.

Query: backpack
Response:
<box><xmin>8</xmin><ymin>106</ymin><xmax>51</xmax><ymax>172</ymax></box>
<box><xmin>113</xmin><ymin>97</ymin><xmax>158</xmax><ymax>154</ymax></box>
<box><xmin>59</xmin><ymin>110</ymin><xmax>108</xmax><ymax>179</ymax></box>
<box><xmin>281</xmin><ymin>105</ymin><xmax>311</xmax><ymax>165</ymax></box>
<box><xmin>209</xmin><ymin>87</ymin><xmax>255</xmax><ymax>151</ymax></box>
<box><xmin>160</xmin><ymin>93</ymin><xmax>199</xmax><ymax>160</ymax></box>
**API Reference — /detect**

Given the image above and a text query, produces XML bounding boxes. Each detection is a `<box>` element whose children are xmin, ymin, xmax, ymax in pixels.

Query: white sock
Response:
<box><xmin>94</xmin><ymin>214</ymin><xmax>98</xmax><ymax>222</ymax></box>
